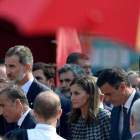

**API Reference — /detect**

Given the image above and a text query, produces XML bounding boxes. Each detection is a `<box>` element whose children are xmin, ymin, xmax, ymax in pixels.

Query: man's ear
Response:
<box><xmin>33</xmin><ymin>109</ymin><xmax>38</xmax><ymax>118</ymax></box>
<box><xmin>130</xmin><ymin>115</ymin><xmax>134</xmax><ymax>126</ymax></box>
<box><xmin>14</xmin><ymin>99</ymin><xmax>21</xmax><ymax>108</ymax></box>
<box><xmin>25</xmin><ymin>64</ymin><xmax>31</xmax><ymax>72</ymax></box>
<box><xmin>57</xmin><ymin>109</ymin><xmax>62</xmax><ymax>119</ymax></box>
<box><xmin>100</xmin><ymin>94</ymin><xmax>104</xmax><ymax>102</ymax></box>
<box><xmin>119</xmin><ymin>82</ymin><xmax>126</xmax><ymax>91</ymax></box>
<box><xmin>48</xmin><ymin>78</ymin><xmax>54</xmax><ymax>87</ymax></box>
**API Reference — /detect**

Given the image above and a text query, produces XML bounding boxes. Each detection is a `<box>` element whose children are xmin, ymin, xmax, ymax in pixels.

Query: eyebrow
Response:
<box><xmin>104</xmin><ymin>92</ymin><xmax>112</xmax><ymax>96</ymax></box>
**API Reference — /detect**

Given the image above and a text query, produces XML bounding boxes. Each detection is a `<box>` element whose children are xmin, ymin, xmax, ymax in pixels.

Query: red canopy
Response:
<box><xmin>0</xmin><ymin>0</ymin><xmax>139</xmax><ymax>53</ymax></box>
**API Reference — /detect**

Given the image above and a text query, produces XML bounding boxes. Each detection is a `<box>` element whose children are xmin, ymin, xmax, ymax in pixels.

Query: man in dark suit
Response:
<box><xmin>130</xmin><ymin>99</ymin><xmax>140</xmax><ymax>140</ymax></box>
<box><xmin>33</xmin><ymin>62</ymin><xmax>71</xmax><ymax>138</ymax></box>
<box><xmin>96</xmin><ymin>67</ymin><xmax>140</xmax><ymax>140</ymax></box>
<box><xmin>0</xmin><ymin>84</ymin><xmax>36</xmax><ymax>139</ymax></box>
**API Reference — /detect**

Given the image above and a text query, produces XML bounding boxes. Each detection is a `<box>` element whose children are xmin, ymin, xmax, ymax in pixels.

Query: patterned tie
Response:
<box><xmin>123</xmin><ymin>106</ymin><xmax>127</xmax><ymax>125</ymax></box>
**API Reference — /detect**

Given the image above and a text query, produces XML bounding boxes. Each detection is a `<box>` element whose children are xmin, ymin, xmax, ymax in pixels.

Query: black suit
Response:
<box><xmin>4</xmin><ymin>110</ymin><xmax>36</xmax><ymax>139</ymax></box>
<box><xmin>110</xmin><ymin>90</ymin><xmax>140</xmax><ymax>140</ymax></box>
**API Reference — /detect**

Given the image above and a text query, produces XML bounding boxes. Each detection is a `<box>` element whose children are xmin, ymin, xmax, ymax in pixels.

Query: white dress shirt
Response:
<box><xmin>21</xmin><ymin>76</ymin><xmax>34</xmax><ymax>95</ymax></box>
<box><xmin>132</xmin><ymin>132</ymin><xmax>140</xmax><ymax>138</ymax></box>
<box><xmin>18</xmin><ymin>108</ymin><xmax>31</xmax><ymax>127</ymax></box>
<box><xmin>118</xmin><ymin>88</ymin><xmax>136</xmax><ymax>139</ymax></box>
<box><xmin>27</xmin><ymin>123</ymin><xmax>66</xmax><ymax>140</ymax></box>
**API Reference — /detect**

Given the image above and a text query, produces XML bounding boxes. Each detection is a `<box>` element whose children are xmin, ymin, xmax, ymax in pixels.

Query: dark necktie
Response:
<box><xmin>123</xmin><ymin>106</ymin><xmax>127</xmax><ymax>125</ymax></box>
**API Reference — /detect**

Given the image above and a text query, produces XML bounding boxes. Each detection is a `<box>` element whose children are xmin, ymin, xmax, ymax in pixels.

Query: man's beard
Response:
<box><xmin>61</xmin><ymin>87</ymin><xmax>71</xmax><ymax>99</ymax></box>
<box><xmin>8</xmin><ymin>67</ymin><xmax>25</xmax><ymax>84</ymax></box>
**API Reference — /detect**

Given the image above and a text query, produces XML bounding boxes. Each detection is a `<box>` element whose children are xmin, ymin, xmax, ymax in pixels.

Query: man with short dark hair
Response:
<box><xmin>6</xmin><ymin>91</ymin><xmax>65</xmax><ymax>140</ymax></box>
<box><xmin>33</xmin><ymin>62</ymin><xmax>55</xmax><ymax>91</ymax></box>
<box><xmin>0</xmin><ymin>85</ymin><xmax>36</xmax><ymax>139</ymax></box>
<box><xmin>96</xmin><ymin>67</ymin><xmax>140</xmax><ymax>140</ymax></box>
<box><xmin>32</xmin><ymin>62</ymin><xmax>71</xmax><ymax>138</ymax></box>
<box><xmin>66</xmin><ymin>52</ymin><xmax>92</xmax><ymax>75</ymax></box>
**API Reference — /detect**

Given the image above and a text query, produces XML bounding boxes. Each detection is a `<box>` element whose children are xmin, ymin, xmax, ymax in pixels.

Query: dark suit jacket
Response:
<box><xmin>4</xmin><ymin>110</ymin><xmax>36</xmax><ymax>139</ymax></box>
<box><xmin>0</xmin><ymin>78</ymin><xmax>50</xmax><ymax>136</ymax></box>
<box><xmin>110</xmin><ymin>90</ymin><xmax>140</xmax><ymax>140</ymax></box>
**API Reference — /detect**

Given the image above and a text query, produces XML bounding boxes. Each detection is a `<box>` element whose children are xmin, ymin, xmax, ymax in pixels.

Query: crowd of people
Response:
<box><xmin>0</xmin><ymin>45</ymin><xmax>139</xmax><ymax>140</ymax></box>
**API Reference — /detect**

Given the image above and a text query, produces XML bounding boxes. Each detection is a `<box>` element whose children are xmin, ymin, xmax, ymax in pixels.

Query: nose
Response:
<box><xmin>71</xmin><ymin>94</ymin><xmax>75</xmax><ymax>101</ymax></box>
<box><xmin>6</xmin><ymin>67</ymin><xmax>11</xmax><ymax>75</ymax></box>
<box><xmin>61</xmin><ymin>81</ymin><xmax>67</xmax><ymax>88</ymax></box>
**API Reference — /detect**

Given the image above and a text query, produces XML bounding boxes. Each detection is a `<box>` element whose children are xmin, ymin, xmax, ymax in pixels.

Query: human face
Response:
<box><xmin>33</xmin><ymin>69</ymin><xmax>50</xmax><ymax>88</ymax></box>
<box><xmin>0</xmin><ymin>93</ymin><xmax>19</xmax><ymax>122</ymax></box>
<box><xmin>100</xmin><ymin>82</ymin><xmax>127</xmax><ymax>106</ymax></box>
<box><xmin>70</xmin><ymin>84</ymin><xmax>89</xmax><ymax>111</ymax></box>
<box><xmin>129</xmin><ymin>77</ymin><xmax>140</xmax><ymax>90</ymax></box>
<box><xmin>5</xmin><ymin>55</ymin><xmax>26</xmax><ymax>84</ymax></box>
<box><xmin>0</xmin><ymin>67</ymin><xmax>9</xmax><ymax>89</ymax></box>
<box><xmin>59</xmin><ymin>70</ymin><xmax>74</xmax><ymax>98</ymax></box>
<box><xmin>77</xmin><ymin>59</ymin><xmax>92</xmax><ymax>75</ymax></box>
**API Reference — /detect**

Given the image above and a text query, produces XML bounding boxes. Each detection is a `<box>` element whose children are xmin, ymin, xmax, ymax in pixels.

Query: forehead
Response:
<box><xmin>100</xmin><ymin>82</ymin><xmax>115</xmax><ymax>94</ymax></box>
<box><xmin>33</xmin><ymin>69</ymin><xmax>45</xmax><ymax>77</ymax></box>
<box><xmin>5</xmin><ymin>55</ymin><xmax>20</xmax><ymax>64</ymax></box>
<box><xmin>59</xmin><ymin>70</ymin><xmax>74</xmax><ymax>80</ymax></box>
<box><xmin>77</xmin><ymin>59</ymin><xmax>91</xmax><ymax>67</ymax></box>
<box><xmin>0</xmin><ymin>93</ymin><xmax>8</xmax><ymax>103</ymax></box>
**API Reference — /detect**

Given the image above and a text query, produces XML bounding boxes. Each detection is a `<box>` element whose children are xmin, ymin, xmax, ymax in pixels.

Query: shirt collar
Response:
<box><xmin>21</xmin><ymin>76</ymin><xmax>34</xmax><ymax>94</ymax></box>
<box><xmin>35</xmin><ymin>123</ymin><xmax>56</xmax><ymax>132</ymax></box>
<box><xmin>122</xmin><ymin>88</ymin><xmax>136</xmax><ymax>110</ymax></box>
<box><xmin>18</xmin><ymin>108</ymin><xmax>31</xmax><ymax>127</ymax></box>
<box><xmin>132</xmin><ymin>132</ymin><xmax>140</xmax><ymax>138</ymax></box>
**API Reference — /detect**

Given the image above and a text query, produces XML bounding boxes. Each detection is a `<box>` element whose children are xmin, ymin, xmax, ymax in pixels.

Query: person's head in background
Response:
<box><xmin>5</xmin><ymin>45</ymin><xmax>33</xmax><ymax>86</ymax></box>
<box><xmin>34</xmin><ymin>91</ymin><xmax>62</xmax><ymax>127</ymax></box>
<box><xmin>130</xmin><ymin>99</ymin><xmax>140</xmax><ymax>136</ymax></box>
<box><xmin>58</xmin><ymin>64</ymin><xmax>85</xmax><ymax>99</ymax></box>
<box><xmin>0</xmin><ymin>64</ymin><xmax>9</xmax><ymax>90</ymax></box>
<box><xmin>66</xmin><ymin>52</ymin><xmax>92</xmax><ymax>75</ymax></box>
<box><xmin>127</xmin><ymin>70</ymin><xmax>140</xmax><ymax>90</ymax></box>
<box><xmin>33</xmin><ymin>62</ymin><xmax>55</xmax><ymax>92</ymax></box>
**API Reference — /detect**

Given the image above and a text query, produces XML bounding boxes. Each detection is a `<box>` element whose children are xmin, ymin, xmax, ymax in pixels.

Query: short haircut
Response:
<box><xmin>5</xmin><ymin>45</ymin><xmax>33</xmax><ymax>72</ymax></box>
<box><xmin>127</xmin><ymin>70</ymin><xmax>139</xmax><ymax>78</ymax></box>
<box><xmin>58</xmin><ymin>64</ymin><xmax>85</xmax><ymax>78</ymax></box>
<box><xmin>34</xmin><ymin>91</ymin><xmax>61</xmax><ymax>120</ymax></box>
<box><xmin>66</xmin><ymin>52</ymin><xmax>89</xmax><ymax>64</ymax></box>
<box><xmin>131</xmin><ymin>99</ymin><xmax>140</xmax><ymax>130</ymax></box>
<box><xmin>33</xmin><ymin>62</ymin><xmax>55</xmax><ymax>80</ymax></box>
<box><xmin>68</xmin><ymin>75</ymin><xmax>100</xmax><ymax>124</ymax></box>
<box><xmin>96</xmin><ymin>67</ymin><xmax>131</xmax><ymax>89</ymax></box>
<box><xmin>0</xmin><ymin>84</ymin><xmax>29</xmax><ymax>105</ymax></box>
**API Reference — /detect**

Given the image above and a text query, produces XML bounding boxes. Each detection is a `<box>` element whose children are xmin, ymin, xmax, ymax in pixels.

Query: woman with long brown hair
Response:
<box><xmin>67</xmin><ymin>75</ymin><xmax>111</xmax><ymax>140</ymax></box>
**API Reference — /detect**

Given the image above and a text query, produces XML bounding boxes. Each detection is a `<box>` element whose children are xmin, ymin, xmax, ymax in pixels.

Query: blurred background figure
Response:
<box><xmin>127</xmin><ymin>70</ymin><xmax>140</xmax><ymax>90</ymax></box>
<box><xmin>0</xmin><ymin>64</ymin><xmax>9</xmax><ymax>90</ymax></box>
<box><xmin>67</xmin><ymin>75</ymin><xmax>111</xmax><ymax>140</ymax></box>
<box><xmin>66</xmin><ymin>52</ymin><xmax>92</xmax><ymax>75</ymax></box>
<box><xmin>33</xmin><ymin>62</ymin><xmax>56</xmax><ymax>92</ymax></box>
<box><xmin>57</xmin><ymin>64</ymin><xmax>85</xmax><ymax>99</ymax></box>
<box><xmin>130</xmin><ymin>99</ymin><xmax>140</xmax><ymax>140</ymax></box>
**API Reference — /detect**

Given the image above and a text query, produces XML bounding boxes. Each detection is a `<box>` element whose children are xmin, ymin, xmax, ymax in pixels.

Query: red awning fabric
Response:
<box><xmin>0</xmin><ymin>0</ymin><xmax>139</xmax><ymax>52</ymax></box>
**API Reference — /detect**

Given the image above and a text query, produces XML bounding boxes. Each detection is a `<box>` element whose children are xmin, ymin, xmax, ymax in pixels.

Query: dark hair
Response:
<box><xmin>68</xmin><ymin>75</ymin><xmax>100</xmax><ymax>124</ymax></box>
<box><xmin>66</xmin><ymin>53</ymin><xmax>89</xmax><ymax>64</ymax></box>
<box><xmin>0</xmin><ymin>84</ymin><xmax>29</xmax><ymax>105</ymax></box>
<box><xmin>96</xmin><ymin>67</ymin><xmax>131</xmax><ymax>89</ymax></box>
<box><xmin>5</xmin><ymin>45</ymin><xmax>33</xmax><ymax>72</ymax></box>
<box><xmin>33</xmin><ymin>62</ymin><xmax>55</xmax><ymax>80</ymax></box>
<box><xmin>34</xmin><ymin>91</ymin><xmax>61</xmax><ymax>120</ymax></box>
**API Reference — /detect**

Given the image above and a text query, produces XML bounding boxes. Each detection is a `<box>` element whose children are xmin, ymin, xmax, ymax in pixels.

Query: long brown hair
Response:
<box><xmin>68</xmin><ymin>75</ymin><xmax>100</xmax><ymax>124</ymax></box>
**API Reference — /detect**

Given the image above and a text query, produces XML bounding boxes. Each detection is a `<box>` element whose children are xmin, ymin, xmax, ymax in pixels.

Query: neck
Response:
<box><xmin>37</xmin><ymin>117</ymin><xmax>57</xmax><ymax>127</ymax></box>
<box><xmin>80</xmin><ymin>106</ymin><xmax>88</xmax><ymax>118</ymax></box>
<box><xmin>17</xmin><ymin>73</ymin><xmax>32</xmax><ymax>86</ymax></box>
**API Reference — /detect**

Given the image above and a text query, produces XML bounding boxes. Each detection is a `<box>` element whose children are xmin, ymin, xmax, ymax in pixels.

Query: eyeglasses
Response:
<box><xmin>0</xmin><ymin>80</ymin><xmax>9</xmax><ymax>85</ymax></box>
